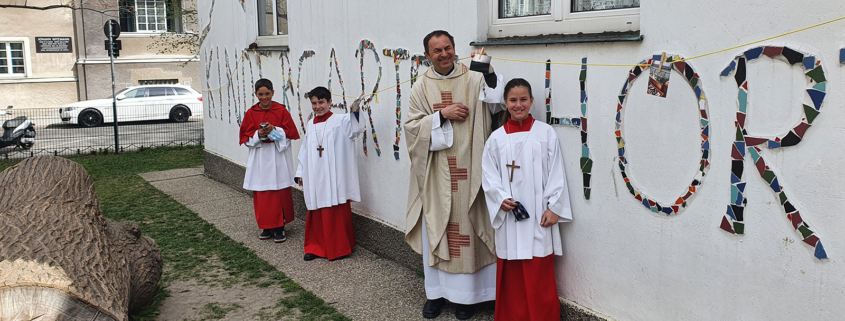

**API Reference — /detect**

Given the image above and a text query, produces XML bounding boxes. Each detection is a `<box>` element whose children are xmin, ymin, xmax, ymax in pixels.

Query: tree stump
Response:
<box><xmin>0</xmin><ymin>156</ymin><xmax>163</xmax><ymax>321</ymax></box>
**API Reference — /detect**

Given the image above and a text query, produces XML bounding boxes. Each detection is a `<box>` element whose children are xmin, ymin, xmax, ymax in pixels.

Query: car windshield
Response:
<box><xmin>109</xmin><ymin>88</ymin><xmax>131</xmax><ymax>98</ymax></box>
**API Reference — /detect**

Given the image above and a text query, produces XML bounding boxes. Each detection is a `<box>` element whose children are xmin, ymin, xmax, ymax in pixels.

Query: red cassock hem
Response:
<box><xmin>252</xmin><ymin>188</ymin><xmax>295</xmax><ymax>229</ymax></box>
<box><xmin>494</xmin><ymin>255</ymin><xmax>560</xmax><ymax>321</ymax></box>
<box><xmin>304</xmin><ymin>202</ymin><xmax>356</xmax><ymax>260</ymax></box>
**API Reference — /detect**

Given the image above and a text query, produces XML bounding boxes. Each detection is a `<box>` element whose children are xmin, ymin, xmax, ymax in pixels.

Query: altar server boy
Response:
<box><xmin>481</xmin><ymin>78</ymin><xmax>573</xmax><ymax>320</ymax></box>
<box><xmin>240</xmin><ymin>78</ymin><xmax>300</xmax><ymax>243</ymax></box>
<box><xmin>295</xmin><ymin>87</ymin><xmax>365</xmax><ymax>261</ymax></box>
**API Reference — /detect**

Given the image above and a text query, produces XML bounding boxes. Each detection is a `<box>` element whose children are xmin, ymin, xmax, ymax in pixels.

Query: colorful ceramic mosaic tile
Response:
<box><xmin>840</xmin><ymin>48</ymin><xmax>845</xmax><ymax>64</ymax></box>
<box><xmin>383</xmin><ymin>48</ymin><xmax>409</xmax><ymax>160</ymax></box>
<box><xmin>616</xmin><ymin>54</ymin><xmax>710</xmax><ymax>215</ymax></box>
<box><xmin>296</xmin><ymin>50</ymin><xmax>316</xmax><ymax>134</ymax></box>
<box><xmin>216</xmin><ymin>48</ymin><xmax>223</xmax><ymax>120</ymax></box>
<box><xmin>355</xmin><ymin>39</ymin><xmax>383</xmax><ymax>156</ymax></box>
<box><xmin>545</xmin><ymin>59</ymin><xmax>593</xmax><ymax>199</ymax></box>
<box><xmin>198</xmin><ymin>0</ymin><xmax>215</xmax><ymax>49</ymax></box>
<box><xmin>204</xmin><ymin>48</ymin><xmax>215</xmax><ymax>118</ymax></box>
<box><xmin>410</xmin><ymin>55</ymin><xmax>431</xmax><ymax>88</ymax></box>
<box><xmin>719</xmin><ymin>45</ymin><xmax>827</xmax><ymax>260</ymax></box>
<box><xmin>248</xmin><ymin>53</ymin><xmax>256</xmax><ymax>106</ymax></box>
<box><xmin>224</xmin><ymin>48</ymin><xmax>234</xmax><ymax>124</ymax></box>
<box><xmin>328</xmin><ymin>48</ymin><xmax>348</xmax><ymax>111</ymax></box>
<box><xmin>236</xmin><ymin>52</ymin><xmax>245</xmax><ymax>125</ymax></box>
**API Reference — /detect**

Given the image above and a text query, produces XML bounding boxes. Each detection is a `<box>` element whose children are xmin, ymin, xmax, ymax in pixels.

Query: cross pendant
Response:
<box><xmin>506</xmin><ymin>160</ymin><xmax>520</xmax><ymax>182</ymax></box>
<box><xmin>317</xmin><ymin>145</ymin><xmax>324</xmax><ymax>157</ymax></box>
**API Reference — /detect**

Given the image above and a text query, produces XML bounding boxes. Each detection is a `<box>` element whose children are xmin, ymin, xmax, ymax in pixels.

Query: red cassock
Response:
<box><xmin>239</xmin><ymin>102</ymin><xmax>300</xmax><ymax>230</ymax></box>
<box><xmin>304</xmin><ymin>202</ymin><xmax>357</xmax><ymax>260</ymax></box>
<box><xmin>494</xmin><ymin>255</ymin><xmax>560</xmax><ymax>321</ymax></box>
<box><xmin>252</xmin><ymin>189</ymin><xmax>295</xmax><ymax>229</ymax></box>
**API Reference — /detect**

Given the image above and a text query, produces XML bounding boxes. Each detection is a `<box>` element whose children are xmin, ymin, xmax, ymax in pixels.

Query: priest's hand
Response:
<box><xmin>441</xmin><ymin>103</ymin><xmax>469</xmax><ymax>121</ymax></box>
<box><xmin>540</xmin><ymin>209</ymin><xmax>559</xmax><ymax>227</ymax></box>
<box><xmin>501</xmin><ymin>198</ymin><xmax>517</xmax><ymax>211</ymax></box>
<box><xmin>295</xmin><ymin>177</ymin><xmax>303</xmax><ymax>186</ymax></box>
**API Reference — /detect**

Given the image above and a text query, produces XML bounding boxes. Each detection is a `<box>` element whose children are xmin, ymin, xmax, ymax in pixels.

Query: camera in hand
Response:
<box><xmin>511</xmin><ymin>200</ymin><xmax>530</xmax><ymax>222</ymax></box>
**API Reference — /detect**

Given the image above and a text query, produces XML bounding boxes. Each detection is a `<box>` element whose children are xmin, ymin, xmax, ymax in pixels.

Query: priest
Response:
<box><xmin>481</xmin><ymin>78</ymin><xmax>573</xmax><ymax>320</ymax></box>
<box><xmin>240</xmin><ymin>78</ymin><xmax>301</xmax><ymax>243</ymax></box>
<box><xmin>295</xmin><ymin>87</ymin><xmax>365</xmax><ymax>261</ymax></box>
<box><xmin>404</xmin><ymin>30</ymin><xmax>506</xmax><ymax>320</ymax></box>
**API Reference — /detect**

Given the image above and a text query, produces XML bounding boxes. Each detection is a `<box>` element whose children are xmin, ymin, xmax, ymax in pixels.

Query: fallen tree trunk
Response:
<box><xmin>0</xmin><ymin>156</ymin><xmax>163</xmax><ymax>321</ymax></box>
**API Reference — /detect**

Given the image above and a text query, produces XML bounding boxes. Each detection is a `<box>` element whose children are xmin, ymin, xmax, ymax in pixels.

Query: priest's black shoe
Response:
<box><xmin>454</xmin><ymin>304</ymin><xmax>476</xmax><ymax>320</ymax></box>
<box><xmin>422</xmin><ymin>298</ymin><xmax>446</xmax><ymax>319</ymax></box>
<box><xmin>273</xmin><ymin>228</ymin><xmax>286</xmax><ymax>243</ymax></box>
<box><xmin>303</xmin><ymin>253</ymin><xmax>321</xmax><ymax>261</ymax></box>
<box><xmin>259</xmin><ymin>229</ymin><xmax>273</xmax><ymax>240</ymax></box>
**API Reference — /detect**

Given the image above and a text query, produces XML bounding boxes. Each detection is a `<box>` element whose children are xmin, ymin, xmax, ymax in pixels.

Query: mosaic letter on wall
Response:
<box><xmin>718</xmin><ymin>46</ymin><xmax>827</xmax><ymax>260</ymax></box>
<box><xmin>216</xmin><ymin>48</ymin><xmax>223</xmax><ymax>120</ymax></box>
<box><xmin>383</xmin><ymin>48</ymin><xmax>409</xmax><ymax>160</ymax></box>
<box><xmin>296</xmin><ymin>50</ymin><xmax>316</xmax><ymax>133</ymax></box>
<box><xmin>355</xmin><ymin>39</ymin><xmax>383</xmax><ymax>156</ymax></box>
<box><xmin>224</xmin><ymin>48</ymin><xmax>235</xmax><ymax>124</ymax></box>
<box><xmin>278</xmin><ymin>52</ymin><xmax>294</xmax><ymax>111</ymax></box>
<box><xmin>204</xmin><ymin>48</ymin><xmax>215</xmax><ymax>118</ymax></box>
<box><xmin>545</xmin><ymin>58</ymin><xmax>593</xmax><ymax>199</ymax></box>
<box><xmin>328</xmin><ymin>48</ymin><xmax>348</xmax><ymax>111</ymax></box>
<box><xmin>198</xmin><ymin>0</ymin><xmax>216</xmax><ymax>49</ymax></box>
<box><xmin>616</xmin><ymin>55</ymin><xmax>711</xmax><ymax>214</ymax></box>
<box><xmin>410</xmin><ymin>55</ymin><xmax>431</xmax><ymax>89</ymax></box>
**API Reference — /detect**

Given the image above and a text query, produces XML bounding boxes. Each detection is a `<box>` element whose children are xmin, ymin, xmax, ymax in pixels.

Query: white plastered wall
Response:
<box><xmin>200</xmin><ymin>1</ymin><xmax>845</xmax><ymax>320</ymax></box>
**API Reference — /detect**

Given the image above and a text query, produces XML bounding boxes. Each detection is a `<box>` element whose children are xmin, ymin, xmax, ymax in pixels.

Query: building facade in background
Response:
<box><xmin>0</xmin><ymin>0</ymin><xmax>199</xmax><ymax>108</ymax></box>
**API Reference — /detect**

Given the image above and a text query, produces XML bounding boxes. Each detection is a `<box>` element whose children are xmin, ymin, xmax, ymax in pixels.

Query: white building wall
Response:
<box><xmin>200</xmin><ymin>1</ymin><xmax>845</xmax><ymax>320</ymax></box>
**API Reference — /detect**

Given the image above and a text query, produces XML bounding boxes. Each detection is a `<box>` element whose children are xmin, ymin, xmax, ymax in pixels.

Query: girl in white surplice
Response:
<box><xmin>481</xmin><ymin>78</ymin><xmax>573</xmax><ymax>320</ymax></box>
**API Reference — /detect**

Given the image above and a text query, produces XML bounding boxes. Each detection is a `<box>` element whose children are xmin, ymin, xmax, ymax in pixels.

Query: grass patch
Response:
<box><xmin>1</xmin><ymin>146</ymin><xmax>348</xmax><ymax>321</ymax></box>
<box><xmin>201</xmin><ymin>302</ymin><xmax>243</xmax><ymax>320</ymax></box>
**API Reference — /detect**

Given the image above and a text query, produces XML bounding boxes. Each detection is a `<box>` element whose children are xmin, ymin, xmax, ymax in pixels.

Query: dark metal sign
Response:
<box><xmin>35</xmin><ymin>37</ymin><xmax>72</xmax><ymax>53</ymax></box>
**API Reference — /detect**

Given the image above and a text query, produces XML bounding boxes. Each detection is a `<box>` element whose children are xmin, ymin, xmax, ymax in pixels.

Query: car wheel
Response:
<box><xmin>19</xmin><ymin>142</ymin><xmax>33</xmax><ymax>150</ymax></box>
<box><xmin>169</xmin><ymin>105</ymin><xmax>190</xmax><ymax>122</ymax></box>
<box><xmin>78</xmin><ymin>109</ymin><xmax>103</xmax><ymax>127</ymax></box>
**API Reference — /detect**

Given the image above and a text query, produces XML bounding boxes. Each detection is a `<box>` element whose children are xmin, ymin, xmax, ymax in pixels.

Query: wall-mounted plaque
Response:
<box><xmin>35</xmin><ymin>37</ymin><xmax>72</xmax><ymax>53</ymax></box>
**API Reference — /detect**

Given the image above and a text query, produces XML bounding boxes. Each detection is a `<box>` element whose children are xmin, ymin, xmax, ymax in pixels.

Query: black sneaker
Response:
<box><xmin>259</xmin><ymin>229</ymin><xmax>273</xmax><ymax>240</ymax></box>
<box><xmin>274</xmin><ymin>227</ymin><xmax>286</xmax><ymax>243</ymax></box>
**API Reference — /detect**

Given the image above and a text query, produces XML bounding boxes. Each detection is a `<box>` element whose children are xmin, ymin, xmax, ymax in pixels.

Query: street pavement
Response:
<box><xmin>0</xmin><ymin>109</ymin><xmax>202</xmax><ymax>158</ymax></box>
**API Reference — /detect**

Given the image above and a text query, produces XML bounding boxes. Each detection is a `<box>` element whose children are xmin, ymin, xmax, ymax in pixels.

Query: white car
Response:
<box><xmin>59</xmin><ymin>85</ymin><xmax>202</xmax><ymax>127</ymax></box>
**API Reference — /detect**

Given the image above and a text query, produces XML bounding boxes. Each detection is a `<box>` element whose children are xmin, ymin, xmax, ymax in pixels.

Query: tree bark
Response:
<box><xmin>0</xmin><ymin>156</ymin><xmax>163</xmax><ymax>321</ymax></box>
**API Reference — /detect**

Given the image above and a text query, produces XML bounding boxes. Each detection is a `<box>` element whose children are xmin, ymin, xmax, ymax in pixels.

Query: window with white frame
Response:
<box><xmin>0</xmin><ymin>42</ymin><xmax>27</xmax><ymax>77</ymax></box>
<box><xmin>119</xmin><ymin>0</ymin><xmax>184</xmax><ymax>33</ymax></box>
<box><xmin>491</xmin><ymin>0</ymin><xmax>640</xmax><ymax>38</ymax></box>
<box><xmin>256</xmin><ymin>0</ymin><xmax>289</xmax><ymax>47</ymax></box>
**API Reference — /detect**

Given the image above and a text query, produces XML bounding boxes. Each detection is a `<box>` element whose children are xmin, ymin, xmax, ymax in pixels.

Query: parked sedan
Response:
<box><xmin>59</xmin><ymin>85</ymin><xmax>202</xmax><ymax>127</ymax></box>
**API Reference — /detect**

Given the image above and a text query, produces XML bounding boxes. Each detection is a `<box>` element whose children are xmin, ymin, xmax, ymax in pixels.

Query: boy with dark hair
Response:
<box><xmin>295</xmin><ymin>86</ymin><xmax>365</xmax><ymax>261</ymax></box>
<box><xmin>240</xmin><ymin>78</ymin><xmax>300</xmax><ymax>243</ymax></box>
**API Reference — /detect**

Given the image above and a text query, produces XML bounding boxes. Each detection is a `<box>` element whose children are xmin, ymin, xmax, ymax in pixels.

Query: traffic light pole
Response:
<box><xmin>108</xmin><ymin>24</ymin><xmax>120</xmax><ymax>154</ymax></box>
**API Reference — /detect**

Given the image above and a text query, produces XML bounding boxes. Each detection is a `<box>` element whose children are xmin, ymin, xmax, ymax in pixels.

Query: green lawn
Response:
<box><xmin>0</xmin><ymin>146</ymin><xmax>349</xmax><ymax>321</ymax></box>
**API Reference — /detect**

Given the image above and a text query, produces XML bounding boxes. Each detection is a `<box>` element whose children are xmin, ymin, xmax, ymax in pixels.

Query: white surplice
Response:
<box><xmin>422</xmin><ymin>70</ymin><xmax>504</xmax><ymax>304</ymax></box>
<box><xmin>295</xmin><ymin>113</ymin><xmax>365</xmax><ymax>211</ymax></box>
<box><xmin>243</xmin><ymin>129</ymin><xmax>295</xmax><ymax>191</ymax></box>
<box><xmin>481</xmin><ymin>120</ymin><xmax>573</xmax><ymax>260</ymax></box>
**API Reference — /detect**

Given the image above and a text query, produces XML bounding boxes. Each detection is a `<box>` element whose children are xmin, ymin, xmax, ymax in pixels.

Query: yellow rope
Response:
<box><xmin>201</xmin><ymin>14</ymin><xmax>845</xmax><ymax>97</ymax></box>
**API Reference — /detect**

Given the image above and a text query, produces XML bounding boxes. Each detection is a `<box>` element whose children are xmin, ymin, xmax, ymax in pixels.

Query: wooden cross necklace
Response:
<box><xmin>315</xmin><ymin>116</ymin><xmax>329</xmax><ymax>157</ymax></box>
<box><xmin>505</xmin><ymin>118</ymin><xmax>534</xmax><ymax>182</ymax></box>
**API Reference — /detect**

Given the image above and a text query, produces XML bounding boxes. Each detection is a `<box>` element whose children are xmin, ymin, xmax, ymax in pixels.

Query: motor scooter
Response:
<box><xmin>0</xmin><ymin>107</ymin><xmax>36</xmax><ymax>150</ymax></box>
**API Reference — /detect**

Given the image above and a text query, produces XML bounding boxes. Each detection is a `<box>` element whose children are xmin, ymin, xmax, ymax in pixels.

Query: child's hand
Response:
<box><xmin>258</xmin><ymin>125</ymin><xmax>274</xmax><ymax>137</ymax></box>
<box><xmin>295</xmin><ymin>177</ymin><xmax>303</xmax><ymax>186</ymax></box>
<box><xmin>540</xmin><ymin>209</ymin><xmax>558</xmax><ymax>227</ymax></box>
<box><xmin>500</xmin><ymin>198</ymin><xmax>517</xmax><ymax>211</ymax></box>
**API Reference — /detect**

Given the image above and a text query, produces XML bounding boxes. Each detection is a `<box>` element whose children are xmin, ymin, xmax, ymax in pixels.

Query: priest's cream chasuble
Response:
<box><xmin>405</xmin><ymin>63</ymin><xmax>497</xmax><ymax>274</ymax></box>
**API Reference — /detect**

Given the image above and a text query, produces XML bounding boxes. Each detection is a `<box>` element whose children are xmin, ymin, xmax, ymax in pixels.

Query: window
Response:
<box><xmin>119</xmin><ymin>0</ymin><xmax>184</xmax><ymax>33</ymax></box>
<box><xmin>490</xmin><ymin>0</ymin><xmax>640</xmax><ymax>38</ymax></box>
<box><xmin>255</xmin><ymin>0</ymin><xmax>289</xmax><ymax>47</ymax></box>
<box><xmin>147</xmin><ymin>87</ymin><xmax>168</xmax><ymax>97</ymax></box>
<box><xmin>173</xmin><ymin>87</ymin><xmax>192</xmax><ymax>95</ymax></box>
<box><xmin>139</xmin><ymin>79</ymin><xmax>178</xmax><ymax>85</ymax></box>
<box><xmin>124</xmin><ymin>88</ymin><xmax>146</xmax><ymax>98</ymax></box>
<box><xmin>0</xmin><ymin>39</ymin><xmax>30</xmax><ymax>78</ymax></box>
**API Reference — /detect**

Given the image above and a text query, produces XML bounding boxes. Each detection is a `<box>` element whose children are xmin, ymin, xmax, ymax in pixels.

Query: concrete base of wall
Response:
<box><xmin>203</xmin><ymin>149</ymin><xmax>609</xmax><ymax>321</ymax></box>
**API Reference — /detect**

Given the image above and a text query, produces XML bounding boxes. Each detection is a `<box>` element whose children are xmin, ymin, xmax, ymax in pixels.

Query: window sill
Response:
<box><xmin>470</xmin><ymin>31</ymin><xmax>642</xmax><ymax>46</ymax></box>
